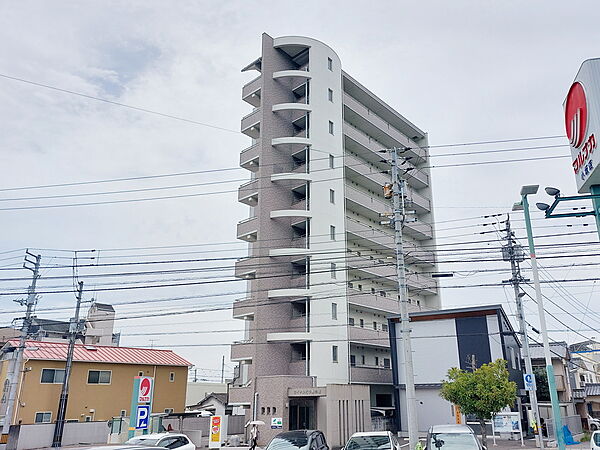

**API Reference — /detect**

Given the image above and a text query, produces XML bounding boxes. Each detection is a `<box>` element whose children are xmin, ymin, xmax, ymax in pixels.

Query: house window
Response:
<box><xmin>261</xmin><ymin>407</ymin><xmax>265</xmax><ymax>415</ymax></box>
<box><xmin>361</xmin><ymin>355</ymin><xmax>365</xmax><ymax>365</ymax></box>
<box><xmin>35</xmin><ymin>412</ymin><xmax>52</xmax><ymax>423</ymax></box>
<box><xmin>331</xmin><ymin>262</ymin><xmax>337</xmax><ymax>279</ymax></box>
<box><xmin>327</xmin><ymin>57</ymin><xmax>333</xmax><ymax>71</ymax></box>
<box><xmin>373</xmin><ymin>321</ymin><xmax>378</xmax><ymax>331</ymax></box>
<box><xmin>40</xmin><ymin>368</ymin><xmax>65</xmax><ymax>384</ymax></box>
<box><xmin>329</xmin><ymin>189</ymin><xmax>335</xmax><ymax>204</ymax></box>
<box><xmin>328</xmin><ymin>88</ymin><xmax>333</xmax><ymax>102</ymax></box>
<box><xmin>350</xmin><ymin>355</ymin><xmax>356</xmax><ymax>367</ymax></box>
<box><xmin>273</xmin><ymin>407</ymin><xmax>277</xmax><ymax>414</ymax></box>
<box><xmin>329</xmin><ymin>154</ymin><xmax>335</xmax><ymax>168</ymax></box>
<box><xmin>330</xmin><ymin>225</ymin><xmax>336</xmax><ymax>240</ymax></box>
<box><xmin>359</xmin><ymin>319</ymin><xmax>364</xmax><ymax>328</ymax></box>
<box><xmin>169</xmin><ymin>372</ymin><xmax>175</xmax><ymax>382</ymax></box>
<box><xmin>375</xmin><ymin>356</ymin><xmax>380</xmax><ymax>366</ymax></box>
<box><xmin>87</xmin><ymin>370</ymin><xmax>111</xmax><ymax>384</ymax></box>
<box><xmin>328</xmin><ymin>121</ymin><xmax>334</xmax><ymax>135</ymax></box>
<box><xmin>332</xmin><ymin>303</ymin><xmax>338</xmax><ymax>320</ymax></box>
<box><xmin>348</xmin><ymin>317</ymin><xmax>355</xmax><ymax>326</ymax></box>
<box><xmin>332</xmin><ymin>345</ymin><xmax>338</xmax><ymax>363</ymax></box>
<box><xmin>357</xmin><ymin>284</ymin><xmax>362</xmax><ymax>291</ymax></box>
<box><xmin>371</xmin><ymin>287</ymin><xmax>376</xmax><ymax>294</ymax></box>
<box><xmin>384</xmin><ymin>358</ymin><xmax>391</xmax><ymax>369</ymax></box>
<box><xmin>120</xmin><ymin>410</ymin><xmax>127</xmax><ymax>417</ymax></box>
<box><xmin>382</xmin><ymin>323</ymin><xmax>388</xmax><ymax>332</ymax></box>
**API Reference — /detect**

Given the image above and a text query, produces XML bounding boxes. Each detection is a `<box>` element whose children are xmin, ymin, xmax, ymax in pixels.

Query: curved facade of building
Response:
<box><xmin>231</xmin><ymin>33</ymin><xmax>439</xmax><ymax>446</ymax></box>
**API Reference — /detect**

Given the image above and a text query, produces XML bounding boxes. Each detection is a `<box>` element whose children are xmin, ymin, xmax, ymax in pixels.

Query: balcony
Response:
<box><xmin>347</xmin><ymin>258</ymin><xmax>396</xmax><ymax>280</ymax></box>
<box><xmin>345</xmin><ymin>186</ymin><xmax>391</xmax><ymax>221</ymax></box>
<box><xmin>240</xmin><ymin>142</ymin><xmax>260</xmax><ymax>172</ymax></box>
<box><xmin>234</xmin><ymin>257</ymin><xmax>257</xmax><ymax>279</ymax></box>
<box><xmin>238</xmin><ymin>179</ymin><xmax>259</xmax><ymax>206</ymax></box>
<box><xmin>272</xmin><ymin>103</ymin><xmax>312</xmax><ymax>113</ymax></box>
<box><xmin>232</xmin><ymin>298</ymin><xmax>255</xmax><ymax>319</ymax></box>
<box><xmin>273</xmin><ymin>69</ymin><xmax>312</xmax><ymax>81</ymax></box>
<box><xmin>237</xmin><ymin>216</ymin><xmax>258</xmax><ymax>242</ymax></box>
<box><xmin>231</xmin><ymin>341</ymin><xmax>254</xmax><ymax>362</ymax></box>
<box><xmin>404</xmin><ymin>241</ymin><xmax>435</xmax><ymax>266</ymax></box>
<box><xmin>345</xmin><ymin>218</ymin><xmax>394</xmax><ymax>254</ymax></box>
<box><xmin>350</xmin><ymin>366</ymin><xmax>393</xmax><ymax>384</ymax></box>
<box><xmin>348</xmin><ymin>289</ymin><xmax>401</xmax><ymax>314</ymax></box>
<box><xmin>343</xmin><ymin>94</ymin><xmax>426</xmax><ymax>162</ymax></box>
<box><xmin>407</xmin><ymin>188</ymin><xmax>431</xmax><ymax>214</ymax></box>
<box><xmin>229</xmin><ymin>384</ymin><xmax>253</xmax><ymax>406</ymax></box>
<box><xmin>268</xmin><ymin>287</ymin><xmax>312</xmax><ymax>299</ymax></box>
<box><xmin>343</xmin><ymin>124</ymin><xmax>429</xmax><ymax>189</ymax></box>
<box><xmin>241</xmin><ymin>108</ymin><xmax>261</xmax><ymax>139</ymax></box>
<box><xmin>242</xmin><ymin>75</ymin><xmax>261</xmax><ymax>107</ymax></box>
<box><xmin>344</xmin><ymin>152</ymin><xmax>390</xmax><ymax>191</ymax></box>
<box><xmin>269</xmin><ymin>237</ymin><xmax>308</xmax><ymax>257</ymax></box>
<box><xmin>348</xmin><ymin>326</ymin><xmax>389</xmax><ymax>348</ymax></box>
<box><xmin>290</xmin><ymin>316</ymin><xmax>308</xmax><ymax>333</ymax></box>
<box><xmin>272</xmin><ymin>136</ymin><xmax>311</xmax><ymax>149</ymax></box>
<box><xmin>406</xmin><ymin>271</ymin><xmax>438</xmax><ymax>297</ymax></box>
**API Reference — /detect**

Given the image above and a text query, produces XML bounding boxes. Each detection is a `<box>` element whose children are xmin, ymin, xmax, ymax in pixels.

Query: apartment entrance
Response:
<box><xmin>289</xmin><ymin>398</ymin><xmax>316</xmax><ymax>430</ymax></box>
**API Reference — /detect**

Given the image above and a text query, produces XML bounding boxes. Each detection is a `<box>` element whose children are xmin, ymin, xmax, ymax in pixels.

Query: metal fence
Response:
<box><xmin>546</xmin><ymin>415</ymin><xmax>583</xmax><ymax>438</ymax></box>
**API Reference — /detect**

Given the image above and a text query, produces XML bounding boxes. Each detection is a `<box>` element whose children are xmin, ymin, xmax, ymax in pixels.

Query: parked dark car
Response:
<box><xmin>266</xmin><ymin>430</ymin><xmax>329</xmax><ymax>450</ymax></box>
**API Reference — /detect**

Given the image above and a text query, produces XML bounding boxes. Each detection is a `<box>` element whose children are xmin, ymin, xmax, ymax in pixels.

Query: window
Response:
<box><xmin>329</xmin><ymin>154</ymin><xmax>334</xmax><ymax>168</ymax></box>
<box><xmin>328</xmin><ymin>88</ymin><xmax>333</xmax><ymax>102</ymax></box>
<box><xmin>384</xmin><ymin>358</ymin><xmax>391</xmax><ymax>369</ymax></box>
<box><xmin>273</xmin><ymin>407</ymin><xmax>276</xmax><ymax>414</ymax></box>
<box><xmin>85</xmin><ymin>416</ymin><xmax>92</xmax><ymax>422</ymax></box>
<box><xmin>375</xmin><ymin>356</ymin><xmax>380</xmax><ymax>366</ymax></box>
<box><xmin>382</xmin><ymin>323</ymin><xmax>388</xmax><ymax>332</ymax></box>
<box><xmin>350</xmin><ymin>355</ymin><xmax>356</xmax><ymax>366</ymax></box>
<box><xmin>328</xmin><ymin>121</ymin><xmax>334</xmax><ymax>135</ymax></box>
<box><xmin>359</xmin><ymin>319</ymin><xmax>364</xmax><ymax>328</ymax></box>
<box><xmin>35</xmin><ymin>412</ymin><xmax>52</xmax><ymax>423</ymax></box>
<box><xmin>138</xmin><ymin>371</ymin><xmax>144</xmax><ymax>376</ymax></box>
<box><xmin>330</xmin><ymin>262</ymin><xmax>337</xmax><ymax>279</ymax></box>
<box><xmin>348</xmin><ymin>317</ymin><xmax>355</xmax><ymax>326</ymax></box>
<box><xmin>373</xmin><ymin>321</ymin><xmax>378</xmax><ymax>331</ymax></box>
<box><xmin>357</xmin><ymin>284</ymin><xmax>362</xmax><ymax>291</ymax></box>
<box><xmin>348</xmin><ymin>282</ymin><xmax>353</xmax><ymax>289</ymax></box>
<box><xmin>87</xmin><ymin>370</ymin><xmax>111</xmax><ymax>384</ymax></box>
<box><xmin>332</xmin><ymin>303</ymin><xmax>338</xmax><ymax>320</ymax></box>
<box><xmin>261</xmin><ymin>407</ymin><xmax>266</xmax><ymax>415</ymax></box>
<box><xmin>361</xmin><ymin>355</ymin><xmax>365</xmax><ymax>365</ymax></box>
<box><xmin>41</xmin><ymin>368</ymin><xmax>65</xmax><ymax>384</ymax></box>
<box><xmin>169</xmin><ymin>372</ymin><xmax>175</xmax><ymax>382</ymax></box>
<box><xmin>371</xmin><ymin>287</ymin><xmax>376</xmax><ymax>294</ymax></box>
<box><xmin>332</xmin><ymin>345</ymin><xmax>338</xmax><ymax>363</ymax></box>
<box><xmin>329</xmin><ymin>189</ymin><xmax>335</xmax><ymax>204</ymax></box>
<box><xmin>120</xmin><ymin>410</ymin><xmax>127</xmax><ymax>417</ymax></box>
<box><xmin>327</xmin><ymin>57</ymin><xmax>333</xmax><ymax>71</ymax></box>
<box><xmin>330</xmin><ymin>225</ymin><xmax>336</xmax><ymax>240</ymax></box>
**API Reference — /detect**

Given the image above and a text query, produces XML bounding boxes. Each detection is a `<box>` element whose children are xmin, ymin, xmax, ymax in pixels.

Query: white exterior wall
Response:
<box><xmin>395</xmin><ymin>318</ymin><xmax>459</xmax><ymax>385</ymax></box>
<box><xmin>273</xmin><ymin>37</ymin><xmax>348</xmax><ymax>385</ymax></box>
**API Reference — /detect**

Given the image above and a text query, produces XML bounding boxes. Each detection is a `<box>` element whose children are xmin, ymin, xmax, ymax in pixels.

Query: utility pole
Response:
<box><xmin>1</xmin><ymin>252</ymin><xmax>41</xmax><ymax>439</ymax></box>
<box><xmin>388</xmin><ymin>148</ymin><xmax>419</xmax><ymax>449</ymax></box>
<box><xmin>221</xmin><ymin>355</ymin><xmax>225</xmax><ymax>384</ymax></box>
<box><xmin>503</xmin><ymin>217</ymin><xmax>544</xmax><ymax>449</ymax></box>
<box><xmin>52</xmin><ymin>281</ymin><xmax>84</xmax><ymax>447</ymax></box>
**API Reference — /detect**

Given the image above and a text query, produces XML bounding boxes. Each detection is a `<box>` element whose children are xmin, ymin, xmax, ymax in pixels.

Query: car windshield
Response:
<box><xmin>125</xmin><ymin>437</ymin><xmax>161</xmax><ymax>446</ymax></box>
<box><xmin>429</xmin><ymin>433</ymin><xmax>479</xmax><ymax>449</ymax></box>
<box><xmin>267</xmin><ymin>436</ymin><xmax>309</xmax><ymax>450</ymax></box>
<box><xmin>346</xmin><ymin>436</ymin><xmax>391</xmax><ymax>450</ymax></box>
<box><xmin>594</xmin><ymin>433</ymin><xmax>600</xmax><ymax>446</ymax></box>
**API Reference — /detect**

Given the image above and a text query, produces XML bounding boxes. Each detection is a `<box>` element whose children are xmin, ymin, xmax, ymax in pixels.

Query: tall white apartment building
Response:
<box><xmin>230</xmin><ymin>34</ymin><xmax>440</xmax><ymax>446</ymax></box>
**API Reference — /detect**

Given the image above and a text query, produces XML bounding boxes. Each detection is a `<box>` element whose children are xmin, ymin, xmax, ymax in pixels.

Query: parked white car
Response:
<box><xmin>344</xmin><ymin>431</ymin><xmax>402</xmax><ymax>450</ymax></box>
<box><xmin>590</xmin><ymin>416</ymin><xmax>600</xmax><ymax>431</ymax></box>
<box><xmin>126</xmin><ymin>433</ymin><xmax>195</xmax><ymax>450</ymax></box>
<box><xmin>592</xmin><ymin>430</ymin><xmax>600</xmax><ymax>450</ymax></box>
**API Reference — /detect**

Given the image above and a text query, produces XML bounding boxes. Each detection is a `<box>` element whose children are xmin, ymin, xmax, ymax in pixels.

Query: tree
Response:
<box><xmin>533</xmin><ymin>367</ymin><xmax>550</xmax><ymax>402</ymax></box>
<box><xmin>440</xmin><ymin>359</ymin><xmax>517</xmax><ymax>448</ymax></box>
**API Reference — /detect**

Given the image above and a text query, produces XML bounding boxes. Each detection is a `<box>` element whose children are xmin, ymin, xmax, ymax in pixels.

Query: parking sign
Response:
<box><xmin>523</xmin><ymin>373</ymin><xmax>536</xmax><ymax>391</ymax></box>
<box><xmin>135</xmin><ymin>405</ymin><xmax>150</xmax><ymax>429</ymax></box>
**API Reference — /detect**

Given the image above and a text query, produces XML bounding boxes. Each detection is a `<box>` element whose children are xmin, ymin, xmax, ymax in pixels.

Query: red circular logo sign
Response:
<box><xmin>140</xmin><ymin>378</ymin><xmax>151</xmax><ymax>396</ymax></box>
<box><xmin>565</xmin><ymin>82</ymin><xmax>588</xmax><ymax>148</ymax></box>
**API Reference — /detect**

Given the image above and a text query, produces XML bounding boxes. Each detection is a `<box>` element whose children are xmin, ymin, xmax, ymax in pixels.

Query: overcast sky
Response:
<box><xmin>1</xmin><ymin>1</ymin><xmax>599</xmax><ymax>379</ymax></box>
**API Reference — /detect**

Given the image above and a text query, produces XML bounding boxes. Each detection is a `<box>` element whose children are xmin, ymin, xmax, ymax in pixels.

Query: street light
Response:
<box><xmin>545</xmin><ymin>187</ymin><xmax>560</xmax><ymax>197</ymax></box>
<box><xmin>514</xmin><ymin>185</ymin><xmax>566</xmax><ymax>450</ymax></box>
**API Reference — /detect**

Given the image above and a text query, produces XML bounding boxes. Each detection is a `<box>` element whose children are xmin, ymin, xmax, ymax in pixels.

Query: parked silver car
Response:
<box><xmin>426</xmin><ymin>424</ymin><xmax>483</xmax><ymax>450</ymax></box>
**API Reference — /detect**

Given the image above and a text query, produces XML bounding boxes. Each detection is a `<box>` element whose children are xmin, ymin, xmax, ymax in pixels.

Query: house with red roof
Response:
<box><xmin>0</xmin><ymin>340</ymin><xmax>191</xmax><ymax>426</ymax></box>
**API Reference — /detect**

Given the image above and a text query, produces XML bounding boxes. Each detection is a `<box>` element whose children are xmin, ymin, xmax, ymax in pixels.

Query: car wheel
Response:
<box><xmin>592</xmin><ymin>424</ymin><xmax>598</xmax><ymax>431</ymax></box>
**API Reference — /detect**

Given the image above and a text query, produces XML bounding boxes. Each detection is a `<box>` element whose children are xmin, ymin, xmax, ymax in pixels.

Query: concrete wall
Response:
<box><xmin>7</xmin><ymin>421</ymin><xmax>108</xmax><ymax>450</ymax></box>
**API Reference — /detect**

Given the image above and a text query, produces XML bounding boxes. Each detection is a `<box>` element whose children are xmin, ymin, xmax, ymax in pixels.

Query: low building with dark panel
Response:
<box><xmin>388</xmin><ymin>305</ymin><xmax>524</xmax><ymax>432</ymax></box>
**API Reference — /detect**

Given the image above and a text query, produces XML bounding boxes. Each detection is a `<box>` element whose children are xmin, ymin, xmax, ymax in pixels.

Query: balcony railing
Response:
<box><xmin>350</xmin><ymin>365</ymin><xmax>393</xmax><ymax>384</ymax></box>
